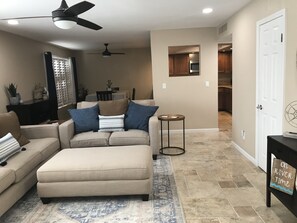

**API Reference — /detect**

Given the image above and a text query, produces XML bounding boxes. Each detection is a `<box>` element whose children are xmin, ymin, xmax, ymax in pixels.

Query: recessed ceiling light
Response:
<box><xmin>7</xmin><ymin>20</ymin><xmax>19</xmax><ymax>25</ymax></box>
<box><xmin>202</xmin><ymin>8</ymin><xmax>213</xmax><ymax>14</ymax></box>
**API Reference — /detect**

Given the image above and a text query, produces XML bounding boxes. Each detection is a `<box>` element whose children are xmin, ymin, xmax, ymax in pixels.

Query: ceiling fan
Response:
<box><xmin>1</xmin><ymin>0</ymin><xmax>102</xmax><ymax>30</ymax></box>
<box><xmin>102</xmin><ymin>43</ymin><xmax>125</xmax><ymax>57</ymax></box>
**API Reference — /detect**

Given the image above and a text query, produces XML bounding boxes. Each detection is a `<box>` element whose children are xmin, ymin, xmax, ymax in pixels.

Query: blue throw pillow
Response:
<box><xmin>124</xmin><ymin>101</ymin><xmax>159</xmax><ymax>132</ymax></box>
<box><xmin>68</xmin><ymin>105</ymin><xmax>99</xmax><ymax>134</ymax></box>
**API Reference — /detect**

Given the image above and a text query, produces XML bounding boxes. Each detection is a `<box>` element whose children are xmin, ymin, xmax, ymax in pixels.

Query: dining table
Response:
<box><xmin>85</xmin><ymin>90</ymin><xmax>129</xmax><ymax>101</ymax></box>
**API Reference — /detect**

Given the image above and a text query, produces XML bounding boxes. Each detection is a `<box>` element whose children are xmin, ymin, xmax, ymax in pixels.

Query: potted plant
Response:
<box><xmin>106</xmin><ymin>80</ymin><xmax>112</xmax><ymax>91</ymax></box>
<box><xmin>6</xmin><ymin>83</ymin><xmax>20</xmax><ymax>105</ymax></box>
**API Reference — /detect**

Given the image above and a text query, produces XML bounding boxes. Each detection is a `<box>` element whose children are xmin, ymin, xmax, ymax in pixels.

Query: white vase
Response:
<box><xmin>9</xmin><ymin>97</ymin><xmax>19</xmax><ymax>105</ymax></box>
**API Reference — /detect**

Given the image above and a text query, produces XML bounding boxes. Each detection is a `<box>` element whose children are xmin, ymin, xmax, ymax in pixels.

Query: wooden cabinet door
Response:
<box><xmin>218</xmin><ymin>88</ymin><xmax>225</xmax><ymax>111</ymax></box>
<box><xmin>225</xmin><ymin>88</ymin><xmax>232</xmax><ymax>114</ymax></box>
<box><xmin>225</xmin><ymin>52</ymin><xmax>232</xmax><ymax>73</ymax></box>
<box><xmin>218</xmin><ymin>52</ymin><xmax>232</xmax><ymax>74</ymax></box>
<box><xmin>173</xmin><ymin>54</ymin><xmax>189</xmax><ymax>75</ymax></box>
<box><xmin>218</xmin><ymin>52</ymin><xmax>225</xmax><ymax>73</ymax></box>
<box><xmin>169</xmin><ymin>55</ymin><xmax>174</xmax><ymax>75</ymax></box>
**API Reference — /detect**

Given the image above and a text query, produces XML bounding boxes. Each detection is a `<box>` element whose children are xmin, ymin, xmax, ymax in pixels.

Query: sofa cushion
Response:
<box><xmin>4</xmin><ymin>148</ymin><xmax>42</xmax><ymax>183</ymax></box>
<box><xmin>99</xmin><ymin>114</ymin><xmax>125</xmax><ymax>132</ymax></box>
<box><xmin>77</xmin><ymin>101</ymin><xmax>98</xmax><ymax>109</ymax></box>
<box><xmin>124</xmin><ymin>101</ymin><xmax>159</xmax><ymax>132</ymax></box>
<box><xmin>70</xmin><ymin>131</ymin><xmax>111</xmax><ymax>148</ymax></box>
<box><xmin>26</xmin><ymin>138</ymin><xmax>60</xmax><ymax>161</ymax></box>
<box><xmin>0</xmin><ymin>168</ymin><xmax>15</xmax><ymax>194</ymax></box>
<box><xmin>0</xmin><ymin>111</ymin><xmax>29</xmax><ymax>146</ymax></box>
<box><xmin>109</xmin><ymin>129</ymin><xmax>149</xmax><ymax>146</ymax></box>
<box><xmin>0</xmin><ymin>133</ymin><xmax>21</xmax><ymax>165</ymax></box>
<box><xmin>68</xmin><ymin>105</ymin><xmax>99</xmax><ymax>134</ymax></box>
<box><xmin>98</xmin><ymin>98</ymin><xmax>128</xmax><ymax>116</ymax></box>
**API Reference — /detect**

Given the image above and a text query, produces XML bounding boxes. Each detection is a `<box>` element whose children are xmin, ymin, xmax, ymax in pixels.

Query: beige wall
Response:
<box><xmin>218</xmin><ymin>0</ymin><xmax>297</xmax><ymax>158</ymax></box>
<box><xmin>151</xmin><ymin>28</ymin><xmax>218</xmax><ymax>129</ymax></box>
<box><xmin>0</xmin><ymin>30</ymin><xmax>73</xmax><ymax>113</ymax></box>
<box><xmin>75</xmin><ymin>48</ymin><xmax>153</xmax><ymax>100</ymax></box>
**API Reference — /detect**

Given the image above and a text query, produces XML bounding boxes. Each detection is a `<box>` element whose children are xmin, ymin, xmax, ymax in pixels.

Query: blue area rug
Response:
<box><xmin>0</xmin><ymin>156</ymin><xmax>184</xmax><ymax>223</ymax></box>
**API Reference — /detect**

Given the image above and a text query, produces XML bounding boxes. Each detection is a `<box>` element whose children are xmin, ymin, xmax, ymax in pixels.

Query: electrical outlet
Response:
<box><xmin>241</xmin><ymin>130</ymin><xmax>246</xmax><ymax>140</ymax></box>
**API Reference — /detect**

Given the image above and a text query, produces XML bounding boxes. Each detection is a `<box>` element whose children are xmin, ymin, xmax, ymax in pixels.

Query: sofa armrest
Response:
<box><xmin>148</xmin><ymin>115</ymin><xmax>160</xmax><ymax>156</ymax></box>
<box><xmin>59</xmin><ymin>119</ymin><xmax>75</xmax><ymax>149</ymax></box>
<box><xmin>20</xmin><ymin>123</ymin><xmax>59</xmax><ymax>139</ymax></box>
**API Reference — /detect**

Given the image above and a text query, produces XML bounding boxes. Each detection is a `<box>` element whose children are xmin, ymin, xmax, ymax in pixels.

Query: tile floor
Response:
<box><xmin>168</xmin><ymin>111</ymin><xmax>297</xmax><ymax>223</ymax></box>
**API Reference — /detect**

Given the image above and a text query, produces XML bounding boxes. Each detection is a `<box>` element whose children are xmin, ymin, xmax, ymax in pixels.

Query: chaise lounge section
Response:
<box><xmin>0</xmin><ymin>112</ymin><xmax>60</xmax><ymax>216</ymax></box>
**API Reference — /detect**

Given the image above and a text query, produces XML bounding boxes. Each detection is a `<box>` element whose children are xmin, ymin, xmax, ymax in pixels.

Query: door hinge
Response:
<box><xmin>281</xmin><ymin>33</ymin><xmax>283</xmax><ymax>42</ymax></box>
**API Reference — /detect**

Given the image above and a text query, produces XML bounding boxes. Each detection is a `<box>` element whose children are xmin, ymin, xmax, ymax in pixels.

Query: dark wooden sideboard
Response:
<box><xmin>6</xmin><ymin>99</ymin><xmax>51</xmax><ymax>125</ymax></box>
<box><xmin>267</xmin><ymin>135</ymin><xmax>297</xmax><ymax>217</ymax></box>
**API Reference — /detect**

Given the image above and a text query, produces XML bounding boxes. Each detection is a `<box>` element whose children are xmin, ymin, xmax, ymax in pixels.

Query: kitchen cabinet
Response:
<box><xmin>169</xmin><ymin>53</ymin><xmax>189</xmax><ymax>76</ymax></box>
<box><xmin>218</xmin><ymin>52</ymin><xmax>232</xmax><ymax>74</ymax></box>
<box><xmin>218</xmin><ymin>87</ymin><xmax>232</xmax><ymax>114</ymax></box>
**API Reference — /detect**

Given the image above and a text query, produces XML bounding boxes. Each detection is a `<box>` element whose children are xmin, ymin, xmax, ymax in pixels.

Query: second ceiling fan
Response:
<box><xmin>102</xmin><ymin>43</ymin><xmax>125</xmax><ymax>57</ymax></box>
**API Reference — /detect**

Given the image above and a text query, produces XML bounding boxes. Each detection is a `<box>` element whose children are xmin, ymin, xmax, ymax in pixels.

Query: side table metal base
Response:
<box><xmin>160</xmin><ymin>146</ymin><xmax>185</xmax><ymax>156</ymax></box>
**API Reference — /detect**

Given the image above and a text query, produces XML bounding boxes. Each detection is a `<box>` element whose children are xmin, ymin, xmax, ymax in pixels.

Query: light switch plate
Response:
<box><xmin>205</xmin><ymin>81</ymin><xmax>210</xmax><ymax>87</ymax></box>
<box><xmin>162</xmin><ymin>83</ymin><xmax>166</xmax><ymax>89</ymax></box>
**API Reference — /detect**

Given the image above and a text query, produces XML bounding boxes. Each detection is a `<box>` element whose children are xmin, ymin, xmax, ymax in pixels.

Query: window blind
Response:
<box><xmin>52</xmin><ymin>57</ymin><xmax>75</xmax><ymax>107</ymax></box>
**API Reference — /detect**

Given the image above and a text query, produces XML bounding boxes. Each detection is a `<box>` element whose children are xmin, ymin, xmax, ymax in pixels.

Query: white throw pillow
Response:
<box><xmin>98</xmin><ymin>114</ymin><xmax>125</xmax><ymax>132</ymax></box>
<box><xmin>0</xmin><ymin>133</ymin><xmax>21</xmax><ymax>165</ymax></box>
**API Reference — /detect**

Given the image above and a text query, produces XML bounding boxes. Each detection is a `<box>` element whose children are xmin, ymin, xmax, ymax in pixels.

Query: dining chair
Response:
<box><xmin>132</xmin><ymin>88</ymin><xmax>136</xmax><ymax>100</ymax></box>
<box><xmin>96</xmin><ymin>91</ymin><xmax>113</xmax><ymax>101</ymax></box>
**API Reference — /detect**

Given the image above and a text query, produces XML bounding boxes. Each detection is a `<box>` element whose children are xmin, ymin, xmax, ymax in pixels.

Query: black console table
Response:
<box><xmin>267</xmin><ymin>135</ymin><xmax>297</xmax><ymax>217</ymax></box>
<box><xmin>6</xmin><ymin>99</ymin><xmax>51</xmax><ymax>125</ymax></box>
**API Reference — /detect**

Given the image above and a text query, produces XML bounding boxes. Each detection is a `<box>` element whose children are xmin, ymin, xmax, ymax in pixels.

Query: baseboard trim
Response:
<box><xmin>161</xmin><ymin>128</ymin><xmax>219</xmax><ymax>134</ymax></box>
<box><xmin>231</xmin><ymin>141</ymin><xmax>257</xmax><ymax>166</ymax></box>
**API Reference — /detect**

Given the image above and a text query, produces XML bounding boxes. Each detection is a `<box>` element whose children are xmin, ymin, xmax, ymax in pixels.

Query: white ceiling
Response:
<box><xmin>0</xmin><ymin>0</ymin><xmax>252</xmax><ymax>51</ymax></box>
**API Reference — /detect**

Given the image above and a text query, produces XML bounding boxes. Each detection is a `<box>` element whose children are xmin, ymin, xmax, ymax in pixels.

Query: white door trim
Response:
<box><xmin>255</xmin><ymin>9</ymin><xmax>286</xmax><ymax>169</ymax></box>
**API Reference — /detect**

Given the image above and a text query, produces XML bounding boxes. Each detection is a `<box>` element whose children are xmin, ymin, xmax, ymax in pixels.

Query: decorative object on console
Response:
<box><xmin>33</xmin><ymin>83</ymin><xmax>44</xmax><ymax>100</ymax></box>
<box><xmin>124</xmin><ymin>101</ymin><xmax>159</xmax><ymax>132</ymax></box>
<box><xmin>285</xmin><ymin>100</ymin><xmax>297</xmax><ymax>128</ymax></box>
<box><xmin>106</xmin><ymin>80</ymin><xmax>113</xmax><ymax>91</ymax></box>
<box><xmin>68</xmin><ymin>105</ymin><xmax>99</xmax><ymax>133</ymax></box>
<box><xmin>6</xmin><ymin>83</ymin><xmax>20</xmax><ymax>105</ymax></box>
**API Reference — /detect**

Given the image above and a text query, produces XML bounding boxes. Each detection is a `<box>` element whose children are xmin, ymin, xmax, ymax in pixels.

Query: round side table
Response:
<box><xmin>158</xmin><ymin>114</ymin><xmax>185</xmax><ymax>156</ymax></box>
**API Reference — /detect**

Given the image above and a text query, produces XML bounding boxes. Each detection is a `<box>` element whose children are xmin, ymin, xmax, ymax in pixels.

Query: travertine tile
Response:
<box><xmin>195</xmin><ymin>198</ymin><xmax>237</xmax><ymax>217</ymax></box>
<box><xmin>169</xmin><ymin>112</ymin><xmax>297</xmax><ymax>223</ymax></box>
<box><xmin>233</xmin><ymin>206</ymin><xmax>258</xmax><ymax>217</ymax></box>
<box><xmin>219</xmin><ymin>181</ymin><xmax>237</xmax><ymax>188</ymax></box>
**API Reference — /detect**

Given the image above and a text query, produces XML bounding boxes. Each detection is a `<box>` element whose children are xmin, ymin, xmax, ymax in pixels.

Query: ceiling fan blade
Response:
<box><xmin>65</xmin><ymin>1</ymin><xmax>94</xmax><ymax>16</ymax></box>
<box><xmin>77</xmin><ymin>18</ymin><xmax>102</xmax><ymax>30</ymax></box>
<box><xmin>0</xmin><ymin>16</ymin><xmax>51</xmax><ymax>21</ymax></box>
<box><xmin>110</xmin><ymin>53</ymin><xmax>125</xmax><ymax>55</ymax></box>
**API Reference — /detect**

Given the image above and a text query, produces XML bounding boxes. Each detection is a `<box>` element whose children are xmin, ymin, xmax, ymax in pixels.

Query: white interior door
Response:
<box><xmin>256</xmin><ymin>10</ymin><xmax>285</xmax><ymax>172</ymax></box>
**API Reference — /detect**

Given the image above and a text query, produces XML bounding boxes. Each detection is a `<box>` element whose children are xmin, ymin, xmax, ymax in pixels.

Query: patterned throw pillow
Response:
<box><xmin>0</xmin><ymin>133</ymin><xmax>21</xmax><ymax>165</ymax></box>
<box><xmin>98</xmin><ymin>114</ymin><xmax>125</xmax><ymax>132</ymax></box>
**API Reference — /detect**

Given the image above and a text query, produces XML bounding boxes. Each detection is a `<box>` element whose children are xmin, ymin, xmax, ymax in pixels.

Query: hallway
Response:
<box><xmin>170</xmin><ymin>112</ymin><xmax>296</xmax><ymax>222</ymax></box>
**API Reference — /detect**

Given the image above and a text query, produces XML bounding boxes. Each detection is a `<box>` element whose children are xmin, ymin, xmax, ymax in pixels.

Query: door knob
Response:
<box><xmin>256</xmin><ymin>104</ymin><xmax>263</xmax><ymax>110</ymax></box>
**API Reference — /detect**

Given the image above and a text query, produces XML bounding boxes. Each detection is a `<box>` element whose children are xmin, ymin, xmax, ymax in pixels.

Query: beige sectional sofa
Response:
<box><xmin>0</xmin><ymin>123</ymin><xmax>60</xmax><ymax>216</ymax></box>
<box><xmin>59</xmin><ymin>99</ymin><xmax>160</xmax><ymax>159</ymax></box>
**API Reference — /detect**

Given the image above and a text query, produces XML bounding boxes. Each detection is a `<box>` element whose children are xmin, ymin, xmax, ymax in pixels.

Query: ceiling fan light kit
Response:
<box><xmin>53</xmin><ymin>17</ymin><xmax>77</xmax><ymax>29</ymax></box>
